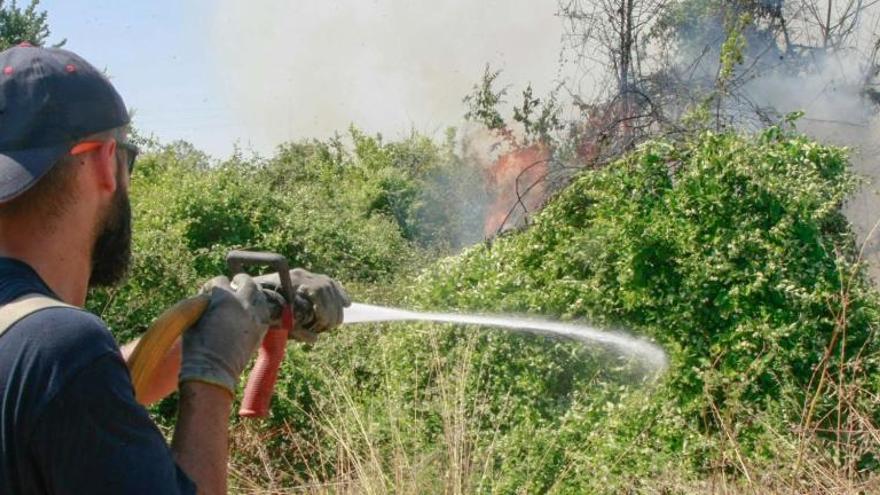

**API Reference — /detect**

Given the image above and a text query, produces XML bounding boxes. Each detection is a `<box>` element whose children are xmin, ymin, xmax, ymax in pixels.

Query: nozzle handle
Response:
<box><xmin>226</xmin><ymin>250</ymin><xmax>295</xmax><ymax>302</ymax></box>
<box><xmin>239</xmin><ymin>305</ymin><xmax>293</xmax><ymax>418</ymax></box>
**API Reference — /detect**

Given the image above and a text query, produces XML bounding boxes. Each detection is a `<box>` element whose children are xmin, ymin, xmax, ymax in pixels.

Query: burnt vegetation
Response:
<box><xmin>467</xmin><ymin>0</ymin><xmax>880</xmax><ymax>235</ymax></box>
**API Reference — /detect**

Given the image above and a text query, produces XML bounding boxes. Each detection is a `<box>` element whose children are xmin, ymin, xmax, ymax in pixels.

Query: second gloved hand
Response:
<box><xmin>179</xmin><ymin>274</ymin><xmax>271</xmax><ymax>395</ymax></box>
<box><xmin>254</xmin><ymin>268</ymin><xmax>351</xmax><ymax>342</ymax></box>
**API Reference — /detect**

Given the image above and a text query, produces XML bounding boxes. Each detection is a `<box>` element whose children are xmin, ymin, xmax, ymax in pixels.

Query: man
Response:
<box><xmin>0</xmin><ymin>44</ymin><xmax>350</xmax><ymax>494</ymax></box>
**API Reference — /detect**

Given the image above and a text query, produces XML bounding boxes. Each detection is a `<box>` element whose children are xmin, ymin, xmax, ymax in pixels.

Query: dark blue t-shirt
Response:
<box><xmin>0</xmin><ymin>258</ymin><xmax>195</xmax><ymax>494</ymax></box>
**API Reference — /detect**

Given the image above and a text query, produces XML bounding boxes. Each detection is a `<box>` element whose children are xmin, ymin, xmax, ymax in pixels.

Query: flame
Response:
<box><xmin>479</xmin><ymin>98</ymin><xmax>638</xmax><ymax>238</ymax></box>
<box><xmin>483</xmin><ymin>143</ymin><xmax>550</xmax><ymax>237</ymax></box>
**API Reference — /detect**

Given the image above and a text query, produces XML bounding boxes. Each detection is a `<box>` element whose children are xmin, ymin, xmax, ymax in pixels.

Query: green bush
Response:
<box><xmin>409</xmin><ymin>128</ymin><xmax>880</xmax><ymax>490</ymax></box>
<box><xmin>260</xmin><ymin>128</ymin><xmax>488</xmax><ymax>251</ymax></box>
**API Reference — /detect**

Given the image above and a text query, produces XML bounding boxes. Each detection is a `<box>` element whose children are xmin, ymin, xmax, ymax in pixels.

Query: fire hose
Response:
<box><xmin>127</xmin><ymin>250</ymin><xmax>314</xmax><ymax>418</ymax></box>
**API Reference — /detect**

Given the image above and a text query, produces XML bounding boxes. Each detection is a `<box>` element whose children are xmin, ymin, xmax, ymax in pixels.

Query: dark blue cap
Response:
<box><xmin>0</xmin><ymin>43</ymin><xmax>129</xmax><ymax>203</ymax></box>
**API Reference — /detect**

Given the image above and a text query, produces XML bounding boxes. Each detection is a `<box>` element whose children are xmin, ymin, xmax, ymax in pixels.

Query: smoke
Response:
<box><xmin>665</xmin><ymin>10</ymin><xmax>880</xmax><ymax>279</ymax></box>
<box><xmin>207</xmin><ymin>1</ymin><xmax>880</xmax><ymax>262</ymax></box>
<box><xmin>743</xmin><ymin>52</ymin><xmax>875</xmax><ymax>129</ymax></box>
<box><xmin>739</xmin><ymin>50</ymin><xmax>880</xmax><ymax>276</ymax></box>
<box><xmin>208</xmin><ymin>0</ymin><xmax>563</xmax><ymax>151</ymax></box>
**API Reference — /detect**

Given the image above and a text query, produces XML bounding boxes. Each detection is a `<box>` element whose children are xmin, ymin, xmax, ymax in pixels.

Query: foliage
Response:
<box><xmin>87</xmin><ymin>125</ymin><xmax>880</xmax><ymax>493</ymax></box>
<box><xmin>682</xmin><ymin>11</ymin><xmax>751</xmax><ymax>131</ymax></box>
<box><xmin>512</xmin><ymin>83</ymin><xmax>562</xmax><ymax>145</ymax></box>
<box><xmin>0</xmin><ymin>0</ymin><xmax>61</xmax><ymax>50</ymax></box>
<box><xmin>464</xmin><ymin>65</ymin><xmax>562</xmax><ymax>146</ymax></box>
<box><xmin>263</xmin><ymin>127</ymin><xmax>488</xmax><ymax>250</ymax></box>
<box><xmin>716</xmin><ymin>13</ymin><xmax>749</xmax><ymax>92</ymax></box>
<box><xmin>205</xmin><ymin>127</ymin><xmax>880</xmax><ymax>494</ymax></box>
<box><xmin>463</xmin><ymin>65</ymin><xmax>507</xmax><ymax>133</ymax></box>
<box><xmin>411</xmin><ymin>128</ymin><xmax>880</xmax><ymax>490</ymax></box>
<box><xmin>73</xmin><ymin>118</ymin><xmax>880</xmax><ymax>493</ymax></box>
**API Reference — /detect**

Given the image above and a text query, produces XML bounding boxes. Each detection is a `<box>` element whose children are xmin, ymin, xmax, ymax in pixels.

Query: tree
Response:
<box><xmin>0</xmin><ymin>0</ymin><xmax>61</xmax><ymax>51</ymax></box>
<box><xmin>576</xmin><ymin>0</ymin><xmax>880</xmax><ymax>128</ymax></box>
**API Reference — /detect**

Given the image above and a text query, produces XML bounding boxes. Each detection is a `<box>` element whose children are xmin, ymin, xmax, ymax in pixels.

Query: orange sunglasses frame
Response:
<box><xmin>70</xmin><ymin>139</ymin><xmax>138</xmax><ymax>173</ymax></box>
<box><xmin>69</xmin><ymin>140</ymin><xmax>105</xmax><ymax>155</ymax></box>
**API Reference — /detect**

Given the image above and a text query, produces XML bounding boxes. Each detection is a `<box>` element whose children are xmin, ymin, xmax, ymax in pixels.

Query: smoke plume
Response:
<box><xmin>208</xmin><ymin>0</ymin><xmax>563</xmax><ymax>151</ymax></box>
<box><xmin>740</xmin><ymin>52</ymin><xmax>880</xmax><ymax>276</ymax></box>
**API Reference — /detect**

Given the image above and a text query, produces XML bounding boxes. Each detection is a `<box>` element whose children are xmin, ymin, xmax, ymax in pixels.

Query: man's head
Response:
<box><xmin>0</xmin><ymin>44</ymin><xmax>135</xmax><ymax>287</ymax></box>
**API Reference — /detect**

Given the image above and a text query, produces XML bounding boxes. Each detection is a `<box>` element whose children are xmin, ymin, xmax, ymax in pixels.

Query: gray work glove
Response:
<box><xmin>254</xmin><ymin>268</ymin><xmax>351</xmax><ymax>343</ymax></box>
<box><xmin>179</xmin><ymin>274</ymin><xmax>271</xmax><ymax>395</ymax></box>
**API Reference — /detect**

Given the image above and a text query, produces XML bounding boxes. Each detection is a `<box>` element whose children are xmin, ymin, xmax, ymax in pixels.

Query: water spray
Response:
<box><xmin>345</xmin><ymin>302</ymin><xmax>668</xmax><ymax>372</ymax></box>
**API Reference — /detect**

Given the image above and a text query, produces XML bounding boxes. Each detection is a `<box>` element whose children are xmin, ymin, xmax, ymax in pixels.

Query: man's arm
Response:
<box><xmin>119</xmin><ymin>339</ymin><xmax>231</xmax><ymax>494</ymax></box>
<box><xmin>120</xmin><ymin>344</ymin><xmax>231</xmax><ymax>495</ymax></box>
<box><xmin>173</xmin><ymin>274</ymin><xmax>270</xmax><ymax>494</ymax></box>
<box><xmin>118</xmin><ymin>339</ymin><xmax>230</xmax><ymax>495</ymax></box>
<box><xmin>121</xmin><ymin>337</ymin><xmax>182</xmax><ymax>405</ymax></box>
<box><xmin>172</xmin><ymin>382</ymin><xmax>232</xmax><ymax>495</ymax></box>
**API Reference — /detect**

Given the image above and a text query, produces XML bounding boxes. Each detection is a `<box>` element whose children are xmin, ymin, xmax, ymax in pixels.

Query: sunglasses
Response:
<box><xmin>70</xmin><ymin>139</ymin><xmax>140</xmax><ymax>174</ymax></box>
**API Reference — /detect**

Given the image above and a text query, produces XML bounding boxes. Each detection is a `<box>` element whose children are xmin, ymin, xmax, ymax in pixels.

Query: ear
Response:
<box><xmin>92</xmin><ymin>139</ymin><xmax>119</xmax><ymax>195</ymax></box>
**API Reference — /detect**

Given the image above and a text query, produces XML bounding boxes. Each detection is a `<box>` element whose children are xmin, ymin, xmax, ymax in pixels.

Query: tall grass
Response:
<box><xmin>227</xmin><ymin>327</ymin><xmax>880</xmax><ymax>494</ymax></box>
<box><xmin>229</xmin><ymin>326</ymin><xmax>509</xmax><ymax>494</ymax></box>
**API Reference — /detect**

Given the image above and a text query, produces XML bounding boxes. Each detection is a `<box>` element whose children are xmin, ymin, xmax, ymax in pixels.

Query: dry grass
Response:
<box><xmin>228</xmin><ymin>328</ymin><xmax>513</xmax><ymax>494</ymax></box>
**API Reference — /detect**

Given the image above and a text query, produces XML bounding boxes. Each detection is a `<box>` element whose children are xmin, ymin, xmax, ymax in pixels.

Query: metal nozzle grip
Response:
<box><xmin>226</xmin><ymin>250</ymin><xmax>295</xmax><ymax>302</ymax></box>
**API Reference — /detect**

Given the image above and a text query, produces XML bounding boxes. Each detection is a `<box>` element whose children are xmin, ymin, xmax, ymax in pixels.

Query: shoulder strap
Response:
<box><xmin>0</xmin><ymin>293</ymin><xmax>74</xmax><ymax>338</ymax></box>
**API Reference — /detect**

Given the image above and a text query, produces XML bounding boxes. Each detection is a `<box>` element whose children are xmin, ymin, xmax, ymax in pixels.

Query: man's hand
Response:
<box><xmin>179</xmin><ymin>273</ymin><xmax>270</xmax><ymax>395</ymax></box>
<box><xmin>255</xmin><ymin>268</ymin><xmax>351</xmax><ymax>342</ymax></box>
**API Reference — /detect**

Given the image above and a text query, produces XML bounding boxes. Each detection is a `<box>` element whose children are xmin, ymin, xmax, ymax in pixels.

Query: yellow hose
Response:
<box><xmin>126</xmin><ymin>295</ymin><xmax>210</xmax><ymax>404</ymax></box>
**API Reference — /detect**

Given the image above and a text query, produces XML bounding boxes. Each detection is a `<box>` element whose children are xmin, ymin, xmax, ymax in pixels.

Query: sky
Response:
<box><xmin>40</xmin><ymin>1</ymin><xmax>565</xmax><ymax>158</ymax></box>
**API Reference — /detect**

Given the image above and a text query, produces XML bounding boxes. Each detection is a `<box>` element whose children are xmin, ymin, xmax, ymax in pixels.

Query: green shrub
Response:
<box><xmin>263</xmin><ymin>128</ymin><xmax>488</xmax><ymax>250</ymax></box>
<box><xmin>409</xmin><ymin>128</ymin><xmax>880</xmax><ymax>490</ymax></box>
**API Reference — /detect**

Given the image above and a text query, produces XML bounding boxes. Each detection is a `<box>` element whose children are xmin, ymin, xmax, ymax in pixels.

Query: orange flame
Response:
<box><xmin>483</xmin><ymin>143</ymin><xmax>550</xmax><ymax>237</ymax></box>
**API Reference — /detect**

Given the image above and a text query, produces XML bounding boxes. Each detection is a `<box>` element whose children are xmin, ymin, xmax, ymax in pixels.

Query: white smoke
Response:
<box><xmin>740</xmin><ymin>51</ymin><xmax>880</xmax><ymax>274</ymax></box>
<box><xmin>208</xmin><ymin>0</ymin><xmax>563</xmax><ymax>151</ymax></box>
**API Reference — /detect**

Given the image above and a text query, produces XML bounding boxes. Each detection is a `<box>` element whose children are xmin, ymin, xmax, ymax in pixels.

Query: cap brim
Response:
<box><xmin>0</xmin><ymin>143</ymin><xmax>70</xmax><ymax>203</ymax></box>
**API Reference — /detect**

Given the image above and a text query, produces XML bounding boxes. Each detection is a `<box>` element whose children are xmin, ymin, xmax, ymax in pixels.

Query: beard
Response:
<box><xmin>89</xmin><ymin>184</ymin><xmax>132</xmax><ymax>288</ymax></box>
